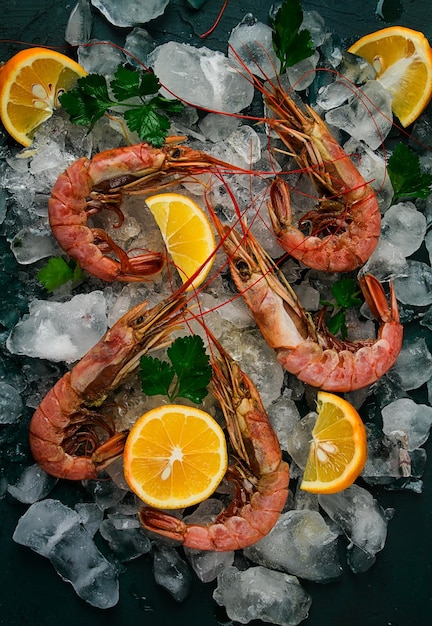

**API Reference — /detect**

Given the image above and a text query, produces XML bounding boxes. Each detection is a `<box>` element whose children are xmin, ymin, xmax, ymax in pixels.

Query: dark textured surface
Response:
<box><xmin>1</xmin><ymin>2</ymin><xmax>432</xmax><ymax>625</ymax></box>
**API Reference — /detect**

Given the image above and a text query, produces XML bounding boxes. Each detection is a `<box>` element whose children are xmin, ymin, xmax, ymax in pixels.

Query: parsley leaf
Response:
<box><xmin>139</xmin><ymin>356</ymin><xmax>175</xmax><ymax>397</ymax></box>
<box><xmin>271</xmin><ymin>0</ymin><xmax>315</xmax><ymax>74</ymax></box>
<box><xmin>140</xmin><ymin>335</ymin><xmax>212</xmax><ymax>403</ymax></box>
<box><xmin>387</xmin><ymin>143</ymin><xmax>432</xmax><ymax>203</ymax></box>
<box><xmin>59</xmin><ymin>74</ymin><xmax>113</xmax><ymax>129</ymax></box>
<box><xmin>320</xmin><ymin>278</ymin><xmax>363</xmax><ymax>339</ymax></box>
<box><xmin>59</xmin><ymin>65</ymin><xmax>183</xmax><ymax>147</ymax></box>
<box><xmin>37</xmin><ymin>257</ymin><xmax>84</xmax><ymax>292</ymax></box>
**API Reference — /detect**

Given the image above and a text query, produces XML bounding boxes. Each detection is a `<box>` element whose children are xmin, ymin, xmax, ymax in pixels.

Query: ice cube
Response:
<box><xmin>213</xmin><ymin>565</ymin><xmax>312</xmax><ymax>626</ymax></box>
<box><xmin>244</xmin><ymin>510</ymin><xmax>342</xmax><ymax>583</ymax></box>
<box><xmin>184</xmin><ymin>546</ymin><xmax>234</xmax><ymax>583</ymax></box>
<box><xmin>319</xmin><ymin>484</ymin><xmax>388</xmax><ymax>557</ymax></box>
<box><xmin>325</xmin><ymin>80</ymin><xmax>393</xmax><ymax>150</ymax></box>
<box><xmin>0</xmin><ymin>382</ymin><xmax>23</xmax><ymax>424</ymax></box>
<box><xmin>393</xmin><ymin>260</ymin><xmax>432</xmax><ymax>306</ymax></box>
<box><xmin>7</xmin><ymin>464</ymin><xmax>57</xmax><ymax>503</ymax></box>
<box><xmin>6</xmin><ymin>291</ymin><xmax>107</xmax><ymax>363</ymax></box>
<box><xmin>90</xmin><ymin>0</ymin><xmax>169</xmax><ymax>27</ymax></box>
<box><xmin>389</xmin><ymin>336</ymin><xmax>432</xmax><ymax>390</ymax></box>
<box><xmin>153</xmin><ymin>544</ymin><xmax>192</xmax><ymax>602</ymax></box>
<box><xmin>148</xmin><ymin>42</ymin><xmax>254</xmax><ymax>113</ymax></box>
<box><xmin>99</xmin><ymin>517</ymin><xmax>151</xmax><ymax>561</ymax></box>
<box><xmin>10</xmin><ymin>225</ymin><xmax>62</xmax><ymax>264</ymax></box>
<box><xmin>381</xmin><ymin>202</ymin><xmax>427</xmax><ymax>256</ymax></box>
<box><xmin>13</xmin><ymin>499</ymin><xmax>119</xmax><ymax>608</ymax></box>
<box><xmin>228</xmin><ymin>16</ymin><xmax>280</xmax><ymax>79</ymax></box>
<box><xmin>65</xmin><ymin>0</ymin><xmax>93</xmax><ymax>45</ymax></box>
<box><xmin>381</xmin><ymin>398</ymin><xmax>432</xmax><ymax>450</ymax></box>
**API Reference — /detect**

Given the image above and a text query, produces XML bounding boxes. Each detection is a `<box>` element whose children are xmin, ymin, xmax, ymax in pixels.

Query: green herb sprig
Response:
<box><xmin>140</xmin><ymin>335</ymin><xmax>212</xmax><ymax>404</ymax></box>
<box><xmin>59</xmin><ymin>65</ymin><xmax>184</xmax><ymax>147</ymax></box>
<box><xmin>37</xmin><ymin>257</ymin><xmax>84</xmax><ymax>292</ymax></box>
<box><xmin>271</xmin><ymin>0</ymin><xmax>315</xmax><ymax>74</ymax></box>
<box><xmin>320</xmin><ymin>278</ymin><xmax>363</xmax><ymax>339</ymax></box>
<box><xmin>387</xmin><ymin>142</ymin><xmax>432</xmax><ymax>204</ymax></box>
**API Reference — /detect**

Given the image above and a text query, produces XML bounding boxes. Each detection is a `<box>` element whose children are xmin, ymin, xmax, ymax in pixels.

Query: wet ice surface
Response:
<box><xmin>213</xmin><ymin>565</ymin><xmax>312</xmax><ymax>626</ymax></box>
<box><xmin>318</xmin><ymin>485</ymin><xmax>388</xmax><ymax>566</ymax></box>
<box><xmin>6</xmin><ymin>291</ymin><xmax>108</xmax><ymax>363</ymax></box>
<box><xmin>148</xmin><ymin>42</ymin><xmax>255</xmax><ymax>113</ymax></box>
<box><xmin>0</xmin><ymin>382</ymin><xmax>23</xmax><ymax>424</ymax></box>
<box><xmin>13</xmin><ymin>499</ymin><xmax>119</xmax><ymax>608</ymax></box>
<box><xmin>244</xmin><ymin>510</ymin><xmax>342</xmax><ymax>583</ymax></box>
<box><xmin>90</xmin><ymin>0</ymin><xmax>170</xmax><ymax>28</ymax></box>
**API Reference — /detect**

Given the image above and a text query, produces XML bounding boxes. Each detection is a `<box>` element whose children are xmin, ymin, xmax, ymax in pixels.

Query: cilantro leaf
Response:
<box><xmin>59</xmin><ymin>74</ymin><xmax>113</xmax><ymax>128</ymax></box>
<box><xmin>37</xmin><ymin>257</ymin><xmax>84</xmax><ymax>292</ymax></box>
<box><xmin>140</xmin><ymin>335</ymin><xmax>211</xmax><ymax>403</ymax></box>
<box><xmin>140</xmin><ymin>356</ymin><xmax>175</xmax><ymax>397</ymax></box>
<box><xmin>387</xmin><ymin>143</ymin><xmax>432</xmax><ymax>203</ymax></box>
<box><xmin>271</xmin><ymin>0</ymin><xmax>315</xmax><ymax>74</ymax></box>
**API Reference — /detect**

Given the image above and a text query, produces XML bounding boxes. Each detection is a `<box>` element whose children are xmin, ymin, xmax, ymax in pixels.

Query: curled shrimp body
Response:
<box><xmin>48</xmin><ymin>137</ymin><xmax>235</xmax><ymax>282</ymax></box>
<box><xmin>29</xmin><ymin>292</ymin><xmax>187</xmax><ymax>480</ymax></box>
<box><xmin>264</xmin><ymin>88</ymin><xmax>381</xmax><ymax>272</ymax></box>
<box><xmin>214</xmin><ymin>219</ymin><xmax>402</xmax><ymax>393</ymax></box>
<box><xmin>139</xmin><ymin>334</ymin><xmax>289</xmax><ymax>551</ymax></box>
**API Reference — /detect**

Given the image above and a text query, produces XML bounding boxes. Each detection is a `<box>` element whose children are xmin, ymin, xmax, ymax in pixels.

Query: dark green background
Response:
<box><xmin>1</xmin><ymin>1</ymin><xmax>431</xmax><ymax>625</ymax></box>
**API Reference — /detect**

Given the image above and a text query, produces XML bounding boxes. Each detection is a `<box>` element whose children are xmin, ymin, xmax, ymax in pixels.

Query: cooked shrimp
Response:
<box><xmin>212</xmin><ymin>216</ymin><xmax>402</xmax><ymax>392</ymax></box>
<box><xmin>48</xmin><ymin>137</ymin><xmax>236</xmax><ymax>282</ymax></box>
<box><xmin>29</xmin><ymin>291</ymin><xmax>187</xmax><ymax>480</ymax></box>
<box><xmin>139</xmin><ymin>332</ymin><xmax>289</xmax><ymax>551</ymax></box>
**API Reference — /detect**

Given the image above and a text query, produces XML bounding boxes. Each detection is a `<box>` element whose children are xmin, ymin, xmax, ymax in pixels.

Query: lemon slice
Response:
<box><xmin>146</xmin><ymin>192</ymin><xmax>216</xmax><ymax>290</ymax></box>
<box><xmin>0</xmin><ymin>47</ymin><xmax>87</xmax><ymax>146</ymax></box>
<box><xmin>300</xmin><ymin>391</ymin><xmax>367</xmax><ymax>494</ymax></box>
<box><xmin>348</xmin><ymin>26</ymin><xmax>432</xmax><ymax>127</ymax></box>
<box><xmin>124</xmin><ymin>404</ymin><xmax>228</xmax><ymax>509</ymax></box>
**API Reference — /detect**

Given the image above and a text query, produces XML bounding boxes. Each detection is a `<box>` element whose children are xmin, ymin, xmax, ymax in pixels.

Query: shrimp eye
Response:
<box><xmin>236</xmin><ymin>260</ymin><xmax>250</xmax><ymax>279</ymax></box>
<box><xmin>171</xmin><ymin>148</ymin><xmax>182</xmax><ymax>159</ymax></box>
<box><xmin>135</xmin><ymin>315</ymin><xmax>145</xmax><ymax>325</ymax></box>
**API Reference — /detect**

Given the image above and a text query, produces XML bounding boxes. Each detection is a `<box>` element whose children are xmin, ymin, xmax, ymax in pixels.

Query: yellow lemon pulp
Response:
<box><xmin>300</xmin><ymin>391</ymin><xmax>367</xmax><ymax>494</ymax></box>
<box><xmin>124</xmin><ymin>404</ymin><xmax>228</xmax><ymax>509</ymax></box>
<box><xmin>145</xmin><ymin>192</ymin><xmax>216</xmax><ymax>290</ymax></box>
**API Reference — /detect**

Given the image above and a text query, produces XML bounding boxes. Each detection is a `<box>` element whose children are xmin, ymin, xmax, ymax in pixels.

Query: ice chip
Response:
<box><xmin>381</xmin><ymin>202</ymin><xmax>427</xmax><ymax>256</ymax></box>
<box><xmin>153</xmin><ymin>544</ymin><xmax>192</xmax><ymax>602</ymax></box>
<box><xmin>148</xmin><ymin>42</ymin><xmax>254</xmax><ymax>113</ymax></box>
<box><xmin>228</xmin><ymin>16</ymin><xmax>280</xmax><ymax>79</ymax></box>
<box><xmin>244</xmin><ymin>510</ymin><xmax>342</xmax><ymax>583</ymax></box>
<box><xmin>90</xmin><ymin>0</ymin><xmax>169</xmax><ymax>27</ymax></box>
<box><xmin>184</xmin><ymin>546</ymin><xmax>234</xmax><ymax>583</ymax></box>
<box><xmin>325</xmin><ymin>80</ymin><xmax>393</xmax><ymax>150</ymax></box>
<box><xmin>13</xmin><ymin>499</ymin><xmax>119</xmax><ymax>608</ymax></box>
<box><xmin>213</xmin><ymin>565</ymin><xmax>312</xmax><ymax>626</ymax></box>
<box><xmin>99</xmin><ymin>517</ymin><xmax>151</xmax><ymax>561</ymax></box>
<box><xmin>7</xmin><ymin>464</ymin><xmax>57</xmax><ymax>503</ymax></box>
<box><xmin>381</xmin><ymin>398</ymin><xmax>432</xmax><ymax>450</ymax></box>
<box><xmin>227</xmin><ymin>125</ymin><xmax>262</xmax><ymax>164</ymax></box>
<box><xmin>65</xmin><ymin>0</ymin><xmax>93</xmax><ymax>45</ymax></box>
<box><xmin>319</xmin><ymin>484</ymin><xmax>388</xmax><ymax>557</ymax></box>
<box><xmin>6</xmin><ymin>291</ymin><xmax>107</xmax><ymax>363</ymax></box>
<box><xmin>392</xmin><ymin>260</ymin><xmax>432</xmax><ymax>306</ymax></box>
<box><xmin>0</xmin><ymin>382</ymin><xmax>23</xmax><ymax>424</ymax></box>
<box><xmin>389</xmin><ymin>336</ymin><xmax>432</xmax><ymax>390</ymax></box>
<box><xmin>78</xmin><ymin>39</ymin><xmax>127</xmax><ymax>75</ymax></box>
<box><xmin>10</xmin><ymin>225</ymin><xmax>62</xmax><ymax>264</ymax></box>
